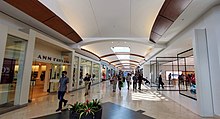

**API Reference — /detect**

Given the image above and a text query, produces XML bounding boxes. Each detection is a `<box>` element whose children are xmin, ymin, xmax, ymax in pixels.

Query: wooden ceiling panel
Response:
<box><xmin>149</xmin><ymin>0</ymin><xmax>192</xmax><ymax>43</ymax></box>
<box><xmin>153</xmin><ymin>16</ymin><xmax>172</xmax><ymax>36</ymax></box>
<box><xmin>44</xmin><ymin>16</ymin><xmax>73</xmax><ymax>36</ymax></box>
<box><xmin>4</xmin><ymin>0</ymin><xmax>83</xmax><ymax>43</ymax></box>
<box><xmin>150</xmin><ymin>32</ymin><xmax>161</xmax><ymax>42</ymax></box>
<box><xmin>162</xmin><ymin>0</ymin><xmax>192</xmax><ymax>21</ymax></box>
<box><xmin>159</xmin><ymin>0</ymin><xmax>171</xmax><ymax>15</ymax></box>
<box><xmin>67</xmin><ymin>33</ymin><xmax>82</xmax><ymax>43</ymax></box>
<box><xmin>5</xmin><ymin>0</ymin><xmax>55</xmax><ymax>22</ymax></box>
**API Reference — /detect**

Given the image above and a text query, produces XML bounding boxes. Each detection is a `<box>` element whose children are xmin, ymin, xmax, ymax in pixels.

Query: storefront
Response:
<box><xmin>28</xmin><ymin>39</ymin><xmax>72</xmax><ymax>100</ymax></box>
<box><xmin>0</xmin><ymin>21</ymin><xmax>75</xmax><ymax>112</ymax></box>
<box><xmin>0</xmin><ymin>15</ymin><xmax>101</xmax><ymax>113</ymax></box>
<box><xmin>0</xmin><ymin>35</ymin><xmax>27</xmax><ymax>107</ymax></box>
<box><xmin>73</xmin><ymin>53</ymin><xmax>101</xmax><ymax>90</ymax></box>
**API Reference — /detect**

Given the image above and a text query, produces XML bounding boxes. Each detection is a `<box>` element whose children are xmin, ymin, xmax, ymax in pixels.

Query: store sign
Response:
<box><xmin>1</xmin><ymin>58</ymin><xmax>15</xmax><ymax>84</ymax></box>
<box><xmin>37</xmin><ymin>55</ymin><xmax>70</xmax><ymax>63</ymax></box>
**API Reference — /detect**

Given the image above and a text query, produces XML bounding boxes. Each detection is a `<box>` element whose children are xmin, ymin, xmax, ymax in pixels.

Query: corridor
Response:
<box><xmin>0</xmin><ymin>81</ymin><xmax>213</xmax><ymax>119</ymax></box>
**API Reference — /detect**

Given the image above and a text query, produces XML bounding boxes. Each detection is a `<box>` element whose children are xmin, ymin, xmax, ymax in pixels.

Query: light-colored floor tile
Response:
<box><xmin>0</xmin><ymin>81</ymin><xmax>218</xmax><ymax>119</ymax></box>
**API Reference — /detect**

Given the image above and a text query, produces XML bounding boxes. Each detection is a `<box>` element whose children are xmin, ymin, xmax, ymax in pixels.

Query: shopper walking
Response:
<box><xmin>126</xmin><ymin>73</ymin><xmax>131</xmax><ymax>90</ymax></box>
<box><xmin>133</xmin><ymin>74</ymin><xmax>138</xmax><ymax>91</ymax></box>
<box><xmin>112</xmin><ymin>75</ymin><xmax>117</xmax><ymax>92</ymax></box>
<box><xmin>158</xmin><ymin>75</ymin><xmax>164</xmax><ymax>89</ymax></box>
<box><xmin>56</xmin><ymin>71</ymin><xmax>69</xmax><ymax>112</ymax></box>
<box><xmin>168</xmin><ymin>73</ymin><xmax>171</xmax><ymax>85</ymax></box>
<box><xmin>138</xmin><ymin>74</ymin><xmax>143</xmax><ymax>90</ymax></box>
<box><xmin>118</xmin><ymin>75</ymin><xmax>123</xmax><ymax>91</ymax></box>
<box><xmin>83</xmin><ymin>73</ymin><xmax>90</xmax><ymax>96</ymax></box>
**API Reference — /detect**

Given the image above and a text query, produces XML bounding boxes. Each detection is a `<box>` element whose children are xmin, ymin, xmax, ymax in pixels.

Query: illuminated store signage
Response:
<box><xmin>37</xmin><ymin>55</ymin><xmax>70</xmax><ymax>63</ymax></box>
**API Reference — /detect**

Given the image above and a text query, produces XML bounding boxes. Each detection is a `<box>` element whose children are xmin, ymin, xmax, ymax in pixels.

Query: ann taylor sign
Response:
<box><xmin>37</xmin><ymin>55</ymin><xmax>70</xmax><ymax>64</ymax></box>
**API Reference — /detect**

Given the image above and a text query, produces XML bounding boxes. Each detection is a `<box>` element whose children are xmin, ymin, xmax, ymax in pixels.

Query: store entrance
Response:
<box><xmin>29</xmin><ymin>61</ymin><xmax>69</xmax><ymax>100</ymax></box>
<box><xmin>29</xmin><ymin>62</ymin><xmax>48</xmax><ymax>100</ymax></box>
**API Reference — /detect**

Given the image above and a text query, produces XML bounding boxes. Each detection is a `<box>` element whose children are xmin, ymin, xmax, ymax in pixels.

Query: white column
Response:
<box><xmin>0</xmin><ymin>24</ymin><xmax>8</xmax><ymax>81</ymax></box>
<box><xmin>16</xmin><ymin>29</ymin><xmax>36</xmax><ymax>105</ymax></box>
<box><xmin>193</xmin><ymin>29</ymin><xmax>214</xmax><ymax>117</ymax></box>
<box><xmin>91</xmin><ymin>62</ymin><xmax>94</xmax><ymax>84</ymax></box>
<box><xmin>99</xmin><ymin>64</ymin><xmax>101</xmax><ymax>82</ymax></box>
<box><xmin>208</xmin><ymin>6</ymin><xmax>220</xmax><ymax>116</ymax></box>
<box><xmin>43</xmin><ymin>64</ymin><xmax>51</xmax><ymax>92</ymax></box>
<box><xmin>0</xmin><ymin>24</ymin><xmax>8</xmax><ymax>105</ymax></box>
<box><xmin>68</xmin><ymin>51</ymin><xmax>74</xmax><ymax>91</ymax></box>
<box><xmin>77</xmin><ymin>57</ymin><xmax>81</xmax><ymax>89</ymax></box>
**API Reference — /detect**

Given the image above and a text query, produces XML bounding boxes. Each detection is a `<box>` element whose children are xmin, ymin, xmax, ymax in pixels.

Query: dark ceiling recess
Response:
<box><xmin>110</xmin><ymin>60</ymin><xmax>139</xmax><ymax>64</ymax></box>
<box><xmin>4</xmin><ymin>0</ymin><xmax>82</xmax><ymax>43</ymax></box>
<box><xmin>149</xmin><ymin>0</ymin><xmax>192</xmax><ymax>43</ymax></box>
<box><xmin>100</xmin><ymin>53</ymin><xmax>145</xmax><ymax>59</ymax></box>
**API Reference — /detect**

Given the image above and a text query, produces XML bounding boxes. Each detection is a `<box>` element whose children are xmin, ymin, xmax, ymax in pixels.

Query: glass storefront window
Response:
<box><xmin>178</xmin><ymin>49</ymin><xmax>196</xmax><ymax>100</ymax></box>
<box><xmin>0</xmin><ymin>35</ymin><xmax>27</xmax><ymax>107</ymax></box>
<box><xmin>79</xmin><ymin>58</ymin><xmax>92</xmax><ymax>88</ymax></box>
<box><xmin>92</xmin><ymin>63</ymin><xmax>100</xmax><ymax>83</ymax></box>
<box><xmin>49</xmin><ymin>64</ymin><xmax>69</xmax><ymax>92</ymax></box>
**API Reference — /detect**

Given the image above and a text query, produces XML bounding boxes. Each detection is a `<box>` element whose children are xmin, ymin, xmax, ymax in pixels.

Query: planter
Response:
<box><xmin>94</xmin><ymin>108</ymin><xmax>102</xmax><ymax>119</ymax></box>
<box><xmin>69</xmin><ymin>108</ymin><xmax>102</xmax><ymax>119</ymax></box>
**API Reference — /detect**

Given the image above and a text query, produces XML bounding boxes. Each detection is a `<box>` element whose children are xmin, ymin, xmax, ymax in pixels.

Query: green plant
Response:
<box><xmin>68</xmin><ymin>99</ymin><xmax>101</xmax><ymax>119</ymax></box>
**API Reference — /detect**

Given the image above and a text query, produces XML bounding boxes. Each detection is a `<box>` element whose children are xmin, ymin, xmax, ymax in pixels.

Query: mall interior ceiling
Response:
<box><xmin>1</xmin><ymin>0</ymin><xmax>220</xmax><ymax>71</ymax></box>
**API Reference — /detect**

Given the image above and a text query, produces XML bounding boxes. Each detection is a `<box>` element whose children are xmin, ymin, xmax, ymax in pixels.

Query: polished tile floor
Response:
<box><xmin>0</xmin><ymin>81</ymin><xmax>218</xmax><ymax>119</ymax></box>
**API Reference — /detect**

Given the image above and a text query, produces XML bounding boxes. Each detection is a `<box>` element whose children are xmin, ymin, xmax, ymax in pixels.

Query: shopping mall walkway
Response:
<box><xmin>0</xmin><ymin>81</ymin><xmax>215</xmax><ymax>119</ymax></box>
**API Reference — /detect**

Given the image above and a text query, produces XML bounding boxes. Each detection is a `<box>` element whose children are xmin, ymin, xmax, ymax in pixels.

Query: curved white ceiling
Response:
<box><xmin>39</xmin><ymin>0</ymin><xmax>165</xmax><ymax>69</ymax></box>
<box><xmin>39</xmin><ymin>0</ymin><xmax>164</xmax><ymax>40</ymax></box>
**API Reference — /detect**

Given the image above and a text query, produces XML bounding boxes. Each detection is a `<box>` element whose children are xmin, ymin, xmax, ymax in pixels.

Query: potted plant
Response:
<box><xmin>68</xmin><ymin>99</ymin><xmax>102</xmax><ymax>119</ymax></box>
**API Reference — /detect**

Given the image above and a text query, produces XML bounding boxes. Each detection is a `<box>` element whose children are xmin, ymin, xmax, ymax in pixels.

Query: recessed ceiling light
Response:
<box><xmin>111</xmin><ymin>47</ymin><xmax>130</xmax><ymax>53</ymax></box>
<box><xmin>112</xmin><ymin>42</ymin><xmax>113</xmax><ymax>43</ymax></box>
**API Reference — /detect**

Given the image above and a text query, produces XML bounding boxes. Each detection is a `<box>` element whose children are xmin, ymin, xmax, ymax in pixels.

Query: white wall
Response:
<box><xmin>158</xmin><ymin>5</ymin><xmax>220</xmax><ymax>116</ymax></box>
<box><xmin>34</xmin><ymin>41</ymin><xmax>64</xmax><ymax>63</ymax></box>
<box><xmin>209</xmin><ymin>6</ymin><xmax>220</xmax><ymax>116</ymax></box>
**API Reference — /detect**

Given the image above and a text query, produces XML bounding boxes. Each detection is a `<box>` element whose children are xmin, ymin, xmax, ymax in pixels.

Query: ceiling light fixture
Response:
<box><xmin>111</xmin><ymin>47</ymin><xmax>130</xmax><ymax>53</ymax></box>
<box><xmin>116</xmin><ymin>55</ymin><xmax>130</xmax><ymax>60</ymax></box>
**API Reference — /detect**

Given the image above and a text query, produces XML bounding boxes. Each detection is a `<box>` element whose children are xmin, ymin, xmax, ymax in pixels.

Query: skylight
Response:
<box><xmin>122</xmin><ymin>64</ymin><xmax>130</xmax><ymax>66</ymax></box>
<box><xmin>120</xmin><ymin>61</ymin><xmax>130</xmax><ymax>64</ymax></box>
<box><xmin>111</xmin><ymin>47</ymin><xmax>130</xmax><ymax>53</ymax></box>
<box><xmin>123</xmin><ymin>66</ymin><xmax>130</xmax><ymax>69</ymax></box>
<box><xmin>116</xmin><ymin>55</ymin><xmax>130</xmax><ymax>60</ymax></box>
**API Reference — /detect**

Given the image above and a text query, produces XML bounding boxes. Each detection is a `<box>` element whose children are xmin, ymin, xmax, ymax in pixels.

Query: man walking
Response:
<box><xmin>132</xmin><ymin>74</ymin><xmax>137</xmax><ymax>91</ymax></box>
<box><xmin>84</xmin><ymin>73</ymin><xmax>90</xmax><ymax>96</ymax></box>
<box><xmin>56</xmin><ymin>71</ymin><xmax>69</xmax><ymax>112</ymax></box>
<box><xmin>138</xmin><ymin>74</ymin><xmax>143</xmax><ymax>90</ymax></box>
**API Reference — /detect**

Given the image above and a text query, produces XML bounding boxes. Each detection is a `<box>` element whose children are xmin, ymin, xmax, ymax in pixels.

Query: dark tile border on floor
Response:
<box><xmin>0</xmin><ymin>104</ymin><xmax>27</xmax><ymax>115</ymax></box>
<box><xmin>33</xmin><ymin>102</ymin><xmax>155</xmax><ymax>119</ymax></box>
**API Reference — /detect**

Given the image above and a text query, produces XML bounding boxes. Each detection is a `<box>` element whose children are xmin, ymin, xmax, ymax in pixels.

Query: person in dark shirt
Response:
<box><xmin>158</xmin><ymin>75</ymin><xmax>164</xmax><ymax>89</ymax></box>
<box><xmin>133</xmin><ymin>74</ymin><xmax>138</xmax><ymax>91</ymax></box>
<box><xmin>118</xmin><ymin>75</ymin><xmax>123</xmax><ymax>91</ymax></box>
<box><xmin>84</xmin><ymin>73</ymin><xmax>90</xmax><ymax>96</ymax></box>
<box><xmin>138</xmin><ymin>74</ymin><xmax>143</xmax><ymax>90</ymax></box>
<box><xmin>56</xmin><ymin>71</ymin><xmax>69</xmax><ymax>112</ymax></box>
